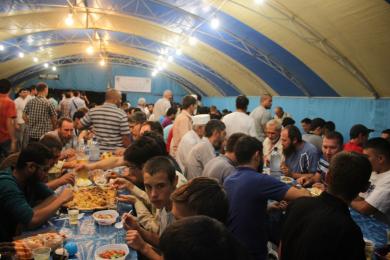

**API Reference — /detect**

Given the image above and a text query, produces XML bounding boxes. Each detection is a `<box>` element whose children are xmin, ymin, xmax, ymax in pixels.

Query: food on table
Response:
<box><xmin>23</xmin><ymin>237</ymin><xmax>45</xmax><ymax>249</ymax></box>
<box><xmin>280</xmin><ymin>176</ymin><xmax>294</xmax><ymax>184</ymax></box>
<box><xmin>75</xmin><ymin>178</ymin><xmax>92</xmax><ymax>187</ymax></box>
<box><xmin>101</xmin><ymin>152</ymin><xmax>113</xmax><ymax>160</ymax></box>
<box><xmin>99</xmin><ymin>249</ymin><xmax>126</xmax><ymax>259</ymax></box>
<box><xmin>95</xmin><ymin>213</ymin><xmax>114</xmax><ymax>219</ymax></box>
<box><xmin>66</xmin><ymin>186</ymin><xmax>116</xmax><ymax>210</ymax></box>
<box><xmin>21</xmin><ymin>232</ymin><xmax>64</xmax><ymax>252</ymax></box>
<box><xmin>308</xmin><ymin>187</ymin><xmax>323</xmax><ymax>196</ymax></box>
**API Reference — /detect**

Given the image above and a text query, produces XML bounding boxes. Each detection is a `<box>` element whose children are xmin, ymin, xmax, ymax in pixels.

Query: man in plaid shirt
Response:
<box><xmin>23</xmin><ymin>83</ymin><xmax>57</xmax><ymax>143</ymax></box>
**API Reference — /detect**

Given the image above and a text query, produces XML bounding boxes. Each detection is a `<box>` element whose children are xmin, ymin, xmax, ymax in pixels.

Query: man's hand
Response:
<box><xmin>117</xmin><ymin>194</ymin><xmax>137</xmax><ymax>204</ymax></box>
<box><xmin>58</xmin><ymin>188</ymin><xmax>74</xmax><ymax>204</ymax></box>
<box><xmin>123</xmin><ymin>213</ymin><xmax>140</xmax><ymax>231</ymax></box>
<box><xmin>126</xmin><ymin>230</ymin><xmax>147</xmax><ymax>251</ymax></box>
<box><xmin>268</xmin><ymin>201</ymin><xmax>288</xmax><ymax>212</ymax></box>
<box><xmin>74</xmin><ymin>163</ymin><xmax>91</xmax><ymax>172</ymax></box>
<box><xmin>61</xmin><ymin>148</ymin><xmax>76</xmax><ymax>160</ymax></box>
<box><xmin>112</xmin><ymin>178</ymin><xmax>134</xmax><ymax>190</ymax></box>
<box><xmin>280</xmin><ymin>163</ymin><xmax>291</xmax><ymax>177</ymax></box>
<box><xmin>312</xmin><ymin>183</ymin><xmax>326</xmax><ymax>191</ymax></box>
<box><xmin>297</xmin><ymin>175</ymin><xmax>312</xmax><ymax>187</ymax></box>
<box><xmin>58</xmin><ymin>172</ymin><xmax>75</xmax><ymax>186</ymax></box>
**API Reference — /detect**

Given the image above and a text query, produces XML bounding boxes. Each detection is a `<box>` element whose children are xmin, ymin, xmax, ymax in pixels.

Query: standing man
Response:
<box><xmin>280</xmin><ymin>152</ymin><xmax>371</xmax><ymax>260</ymax></box>
<box><xmin>58</xmin><ymin>90</ymin><xmax>73</xmax><ymax>118</ymax></box>
<box><xmin>70</xmin><ymin>91</ymin><xmax>87</xmax><ymax>118</ymax></box>
<box><xmin>151</xmin><ymin>90</ymin><xmax>172</xmax><ymax>122</ymax></box>
<box><xmin>14</xmin><ymin>88</ymin><xmax>30</xmax><ymax>150</ymax></box>
<box><xmin>186</xmin><ymin>120</ymin><xmax>226</xmax><ymax>180</ymax></box>
<box><xmin>0</xmin><ymin>79</ymin><xmax>17</xmax><ymax>158</ymax></box>
<box><xmin>23</xmin><ymin>83</ymin><xmax>57</xmax><ymax>144</ymax></box>
<box><xmin>344</xmin><ymin>124</ymin><xmax>373</xmax><ymax>153</ymax></box>
<box><xmin>250</xmin><ymin>94</ymin><xmax>272</xmax><ymax>142</ymax></box>
<box><xmin>222</xmin><ymin>95</ymin><xmax>256</xmax><ymax>138</ymax></box>
<box><xmin>273</xmin><ymin>106</ymin><xmax>291</xmax><ymax>124</ymax></box>
<box><xmin>79</xmin><ymin>88</ymin><xmax>131</xmax><ymax>151</ymax></box>
<box><xmin>170</xmin><ymin>95</ymin><xmax>197</xmax><ymax>157</ymax></box>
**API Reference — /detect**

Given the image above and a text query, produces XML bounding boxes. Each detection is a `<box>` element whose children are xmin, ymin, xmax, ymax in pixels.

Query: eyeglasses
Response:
<box><xmin>28</xmin><ymin>162</ymin><xmax>51</xmax><ymax>172</ymax></box>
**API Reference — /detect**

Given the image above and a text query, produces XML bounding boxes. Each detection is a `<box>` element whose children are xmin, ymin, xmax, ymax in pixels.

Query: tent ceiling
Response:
<box><xmin>0</xmin><ymin>0</ymin><xmax>389</xmax><ymax>97</ymax></box>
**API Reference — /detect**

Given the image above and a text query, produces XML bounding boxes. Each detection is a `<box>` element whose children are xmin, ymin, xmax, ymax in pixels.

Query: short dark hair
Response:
<box><xmin>327</xmin><ymin>152</ymin><xmax>371</xmax><ymax>201</ymax></box>
<box><xmin>73</xmin><ymin>91</ymin><xmax>80</xmax><ymax>97</ymax></box>
<box><xmin>128</xmin><ymin>111</ymin><xmax>147</xmax><ymax>124</ymax></box>
<box><xmin>0</xmin><ymin>79</ymin><xmax>12</xmax><ymax>94</ymax></box>
<box><xmin>160</xmin><ymin>216</ymin><xmax>251</xmax><ymax>260</ymax></box>
<box><xmin>64</xmin><ymin>90</ymin><xmax>72</xmax><ymax>98</ymax></box>
<box><xmin>141</xmin><ymin>131</ymin><xmax>168</xmax><ymax>156</ymax></box>
<box><xmin>57</xmin><ymin>117</ymin><xmax>73</xmax><ymax>128</ymax></box>
<box><xmin>382</xmin><ymin>129</ymin><xmax>390</xmax><ymax>135</ymax></box>
<box><xmin>324</xmin><ymin>121</ymin><xmax>336</xmax><ymax>132</ymax></box>
<box><xmin>234</xmin><ymin>136</ymin><xmax>263</xmax><ymax>165</ymax></box>
<box><xmin>364</xmin><ymin>137</ymin><xmax>390</xmax><ymax>160</ymax></box>
<box><xmin>29</xmin><ymin>85</ymin><xmax>36</xmax><ymax>91</ymax></box>
<box><xmin>40</xmin><ymin>134</ymin><xmax>63</xmax><ymax>152</ymax></box>
<box><xmin>124</xmin><ymin>136</ymin><xmax>165</xmax><ymax>168</ymax></box>
<box><xmin>143</xmin><ymin>156</ymin><xmax>176</xmax><ymax>184</ymax></box>
<box><xmin>142</xmin><ymin>121</ymin><xmax>163</xmax><ymax>136</ymax></box>
<box><xmin>284</xmin><ymin>125</ymin><xmax>302</xmax><ymax>143</ymax></box>
<box><xmin>301</xmin><ymin>118</ymin><xmax>311</xmax><ymax>124</ymax></box>
<box><xmin>310</xmin><ymin>118</ymin><xmax>326</xmax><ymax>131</ymax></box>
<box><xmin>282</xmin><ymin>117</ymin><xmax>295</xmax><ymax>127</ymax></box>
<box><xmin>236</xmin><ymin>95</ymin><xmax>249</xmax><ymax>111</ymax></box>
<box><xmin>36</xmin><ymin>82</ymin><xmax>48</xmax><ymax>92</ymax></box>
<box><xmin>324</xmin><ymin>131</ymin><xmax>344</xmax><ymax>148</ymax></box>
<box><xmin>181</xmin><ymin>95</ymin><xmax>197</xmax><ymax>109</ymax></box>
<box><xmin>225</xmin><ymin>133</ymin><xmax>247</xmax><ymax>153</ymax></box>
<box><xmin>16</xmin><ymin>143</ymin><xmax>53</xmax><ymax>170</ymax></box>
<box><xmin>73</xmin><ymin>110</ymin><xmax>85</xmax><ymax>121</ymax></box>
<box><xmin>171</xmin><ymin>177</ymin><xmax>228</xmax><ymax>223</ymax></box>
<box><xmin>349</xmin><ymin>124</ymin><xmax>373</xmax><ymax>139</ymax></box>
<box><xmin>166</xmin><ymin>107</ymin><xmax>177</xmax><ymax>117</ymax></box>
<box><xmin>205</xmin><ymin>119</ymin><xmax>226</xmax><ymax>138</ymax></box>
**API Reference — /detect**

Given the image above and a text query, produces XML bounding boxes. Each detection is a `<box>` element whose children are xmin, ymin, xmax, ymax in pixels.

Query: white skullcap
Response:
<box><xmin>138</xmin><ymin>97</ymin><xmax>146</xmax><ymax>105</ymax></box>
<box><xmin>192</xmin><ymin>114</ymin><xmax>210</xmax><ymax>125</ymax></box>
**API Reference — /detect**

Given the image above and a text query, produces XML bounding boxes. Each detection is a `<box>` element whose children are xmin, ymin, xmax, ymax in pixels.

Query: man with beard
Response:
<box><xmin>280</xmin><ymin>125</ymin><xmax>320</xmax><ymax>179</ymax></box>
<box><xmin>185</xmin><ymin>120</ymin><xmax>226</xmax><ymax>180</ymax></box>
<box><xmin>297</xmin><ymin>131</ymin><xmax>344</xmax><ymax>189</ymax></box>
<box><xmin>263</xmin><ymin>119</ymin><xmax>283</xmax><ymax>166</ymax></box>
<box><xmin>0</xmin><ymin>143</ymin><xmax>73</xmax><ymax>242</ymax></box>
<box><xmin>79</xmin><ymin>88</ymin><xmax>131</xmax><ymax>151</ymax></box>
<box><xmin>42</xmin><ymin>118</ymin><xmax>74</xmax><ymax>147</ymax></box>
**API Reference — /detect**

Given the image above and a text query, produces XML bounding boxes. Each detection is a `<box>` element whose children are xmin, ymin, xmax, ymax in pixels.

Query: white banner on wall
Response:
<box><xmin>114</xmin><ymin>76</ymin><xmax>152</xmax><ymax>93</ymax></box>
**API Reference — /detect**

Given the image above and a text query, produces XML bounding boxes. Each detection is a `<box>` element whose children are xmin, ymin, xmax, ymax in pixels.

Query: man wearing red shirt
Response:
<box><xmin>0</xmin><ymin>79</ymin><xmax>17</xmax><ymax>159</ymax></box>
<box><xmin>344</xmin><ymin>124</ymin><xmax>373</xmax><ymax>153</ymax></box>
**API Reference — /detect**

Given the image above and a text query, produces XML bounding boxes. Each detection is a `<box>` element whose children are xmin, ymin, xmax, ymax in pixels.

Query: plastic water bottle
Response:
<box><xmin>89</xmin><ymin>138</ymin><xmax>100</xmax><ymax>161</ymax></box>
<box><xmin>270</xmin><ymin>147</ymin><xmax>281</xmax><ymax>178</ymax></box>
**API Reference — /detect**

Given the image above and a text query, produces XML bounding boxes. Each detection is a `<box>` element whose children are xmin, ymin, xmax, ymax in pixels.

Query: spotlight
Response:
<box><xmin>0</xmin><ymin>45</ymin><xmax>4</xmax><ymax>51</ymax></box>
<box><xmin>52</xmin><ymin>66</ymin><xmax>57</xmax><ymax>71</ymax></box>
<box><xmin>65</xmin><ymin>13</ymin><xmax>74</xmax><ymax>26</ymax></box>
<box><xmin>33</xmin><ymin>57</ymin><xmax>39</xmax><ymax>62</ymax></box>
<box><xmin>210</xmin><ymin>18</ymin><xmax>220</xmax><ymax>29</ymax></box>
<box><xmin>44</xmin><ymin>63</ymin><xmax>49</xmax><ymax>68</ymax></box>
<box><xmin>18</xmin><ymin>52</ymin><xmax>25</xmax><ymax>58</ymax></box>
<box><xmin>86</xmin><ymin>46</ymin><xmax>94</xmax><ymax>55</ymax></box>
<box><xmin>99</xmin><ymin>59</ymin><xmax>106</xmax><ymax>66</ymax></box>
<box><xmin>175</xmin><ymin>48</ymin><xmax>182</xmax><ymax>56</ymax></box>
<box><xmin>189</xmin><ymin>36</ymin><xmax>198</xmax><ymax>46</ymax></box>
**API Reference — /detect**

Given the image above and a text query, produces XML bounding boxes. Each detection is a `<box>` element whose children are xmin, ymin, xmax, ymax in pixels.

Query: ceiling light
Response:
<box><xmin>167</xmin><ymin>56</ymin><xmax>174</xmax><ymax>62</ymax></box>
<box><xmin>44</xmin><ymin>63</ymin><xmax>49</xmax><ymax>68</ymax></box>
<box><xmin>175</xmin><ymin>48</ymin><xmax>182</xmax><ymax>56</ymax></box>
<box><xmin>254</xmin><ymin>0</ymin><xmax>265</xmax><ymax>4</ymax></box>
<box><xmin>151</xmin><ymin>70</ymin><xmax>158</xmax><ymax>77</ymax></box>
<box><xmin>39</xmin><ymin>46</ymin><xmax>44</xmax><ymax>52</ymax></box>
<box><xmin>33</xmin><ymin>57</ymin><xmax>39</xmax><ymax>62</ymax></box>
<box><xmin>27</xmin><ymin>37</ymin><xmax>34</xmax><ymax>45</ymax></box>
<box><xmin>52</xmin><ymin>66</ymin><xmax>57</xmax><ymax>71</ymax></box>
<box><xmin>65</xmin><ymin>13</ymin><xmax>74</xmax><ymax>26</ymax></box>
<box><xmin>0</xmin><ymin>45</ymin><xmax>4</xmax><ymax>51</ymax></box>
<box><xmin>188</xmin><ymin>36</ymin><xmax>198</xmax><ymax>46</ymax></box>
<box><xmin>161</xmin><ymin>62</ymin><xmax>168</xmax><ymax>69</ymax></box>
<box><xmin>210</xmin><ymin>18</ymin><xmax>220</xmax><ymax>29</ymax></box>
<box><xmin>18</xmin><ymin>52</ymin><xmax>25</xmax><ymax>58</ymax></box>
<box><xmin>99</xmin><ymin>59</ymin><xmax>106</xmax><ymax>66</ymax></box>
<box><xmin>86</xmin><ymin>46</ymin><xmax>94</xmax><ymax>55</ymax></box>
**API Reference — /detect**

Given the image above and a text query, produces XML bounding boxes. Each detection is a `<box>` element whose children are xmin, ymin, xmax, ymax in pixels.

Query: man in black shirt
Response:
<box><xmin>280</xmin><ymin>152</ymin><xmax>371</xmax><ymax>260</ymax></box>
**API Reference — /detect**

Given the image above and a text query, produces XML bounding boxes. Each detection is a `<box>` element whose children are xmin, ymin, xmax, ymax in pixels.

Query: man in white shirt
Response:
<box><xmin>352</xmin><ymin>138</ymin><xmax>390</xmax><ymax>224</ymax></box>
<box><xmin>137</xmin><ymin>97</ymin><xmax>150</xmax><ymax>119</ymax></box>
<box><xmin>176</xmin><ymin>114</ymin><xmax>210</xmax><ymax>172</ymax></box>
<box><xmin>151</xmin><ymin>90</ymin><xmax>172</xmax><ymax>122</ymax></box>
<box><xmin>70</xmin><ymin>91</ymin><xmax>87</xmax><ymax>118</ymax></box>
<box><xmin>263</xmin><ymin>119</ymin><xmax>283</xmax><ymax>165</ymax></box>
<box><xmin>186</xmin><ymin>120</ymin><xmax>226</xmax><ymax>180</ymax></box>
<box><xmin>273</xmin><ymin>106</ymin><xmax>291</xmax><ymax>125</ymax></box>
<box><xmin>250</xmin><ymin>94</ymin><xmax>272</xmax><ymax>141</ymax></box>
<box><xmin>222</xmin><ymin>95</ymin><xmax>256</xmax><ymax>138</ymax></box>
<box><xmin>14</xmin><ymin>88</ymin><xmax>30</xmax><ymax>150</ymax></box>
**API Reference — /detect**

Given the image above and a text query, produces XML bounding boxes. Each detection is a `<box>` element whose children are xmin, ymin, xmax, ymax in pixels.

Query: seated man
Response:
<box><xmin>280</xmin><ymin>125</ymin><xmax>320</xmax><ymax>179</ymax></box>
<box><xmin>297</xmin><ymin>131</ymin><xmax>343</xmax><ymax>189</ymax></box>
<box><xmin>351</xmin><ymin>138</ymin><xmax>390</xmax><ymax>224</ymax></box>
<box><xmin>0</xmin><ymin>143</ymin><xmax>73</xmax><ymax>242</ymax></box>
<box><xmin>160</xmin><ymin>216</ymin><xmax>252</xmax><ymax>260</ymax></box>
<box><xmin>171</xmin><ymin>177</ymin><xmax>228</xmax><ymax>223</ymax></box>
<box><xmin>186</xmin><ymin>120</ymin><xmax>226</xmax><ymax>179</ymax></box>
<box><xmin>42</xmin><ymin>117</ymin><xmax>74</xmax><ymax>148</ymax></box>
<box><xmin>344</xmin><ymin>124</ymin><xmax>373</xmax><ymax>153</ymax></box>
<box><xmin>302</xmin><ymin>117</ymin><xmax>325</xmax><ymax>152</ymax></box>
<box><xmin>262</xmin><ymin>119</ymin><xmax>283</xmax><ymax>165</ymax></box>
<box><xmin>202</xmin><ymin>133</ymin><xmax>245</xmax><ymax>185</ymax></box>
<box><xmin>128</xmin><ymin>111</ymin><xmax>147</xmax><ymax>141</ymax></box>
<box><xmin>224</xmin><ymin>136</ymin><xmax>309</xmax><ymax>260</ymax></box>
<box><xmin>114</xmin><ymin>156</ymin><xmax>178</xmax><ymax>260</ymax></box>
<box><xmin>300</xmin><ymin>118</ymin><xmax>311</xmax><ymax>134</ymax></box>
<box><xmin>381</xmin><ymin>129</ymin><xmax>390</xmax><ymax>143</ymax></box>
<box><xmin>280</xmin><ymin>152</ymin><xmax>371</xmax><ymax>260</ymax></box>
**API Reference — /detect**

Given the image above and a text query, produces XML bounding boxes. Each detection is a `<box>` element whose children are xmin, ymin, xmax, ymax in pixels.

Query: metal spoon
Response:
<box><xmin>114</xmin><ymin>209</ymin><xmax>133</xmax><ymax>229</ymax></box>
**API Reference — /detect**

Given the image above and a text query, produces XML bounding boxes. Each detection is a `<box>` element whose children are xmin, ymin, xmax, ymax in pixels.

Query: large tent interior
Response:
<box><xmin>1</xmin><ymin>0</ymin><xmax>389</xmax><ymax>139</ymax></box>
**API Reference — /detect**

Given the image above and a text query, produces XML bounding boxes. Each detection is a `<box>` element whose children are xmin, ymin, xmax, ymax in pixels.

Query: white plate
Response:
<box><xmin>92</xmin><ymin>210</ymin><xmax>119</xmax><ymax>225</ymax></box>
<box><xmin>95</xmin><ymin>244</ymin><xmax>129</xmax><ymax>260</ymax></box>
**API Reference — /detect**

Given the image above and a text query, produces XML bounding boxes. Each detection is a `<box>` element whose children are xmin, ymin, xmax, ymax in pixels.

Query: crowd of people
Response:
<box><xmin>1</xmin><ymin>78</ymin><xmax>390</xmax><ymax>260</ymax></box>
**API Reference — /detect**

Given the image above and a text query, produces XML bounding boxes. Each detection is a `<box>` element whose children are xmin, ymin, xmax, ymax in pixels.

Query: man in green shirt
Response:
<box><xmin>0</xmin><ymin>143</ymin><xmax>73</xmax><ymax>242</ymax></box>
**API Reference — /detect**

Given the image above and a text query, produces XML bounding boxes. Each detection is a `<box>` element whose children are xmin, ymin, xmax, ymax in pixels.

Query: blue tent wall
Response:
<box><xmin>203</xmin><ymin>96</ymin><xmax>390</xmax><ymax>142</ymax></box>
<box><xmin>20</xmin><ymin>64</ymin><xmax>189</xmax><ymax>105</ymax></box>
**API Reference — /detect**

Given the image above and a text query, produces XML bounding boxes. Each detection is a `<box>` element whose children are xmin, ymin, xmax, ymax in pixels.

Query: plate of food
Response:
<box><xmin>66</xmin><ymin>186</ymin><xmax>116</xmax><ymax>211</ymax></box>
<box><xmin>308</xmin><ymin>187</ymin><xmax>323</xmax><ymax>196</ymax></box>
<box><xmin>95</xmin><ymin>244</ymin><xmax>129</xmax><ymax>260</ymax></box>
<box><xmin>92</xmin><ymin>210</ymin><xmax>119</xmax><ymax>225</ymax></box>
<box><xmin>75</xmin><ymin>178</ymin><xmax>93</xmax><ymax>187</ymax></box>
<box><xmin>280</xmin><ymin>176</ymin><xmax>294</xmax><ymax>184</ymax></box>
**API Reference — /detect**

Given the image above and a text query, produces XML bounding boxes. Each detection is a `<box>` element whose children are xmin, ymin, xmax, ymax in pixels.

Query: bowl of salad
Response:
<box><xmin>95</xmin><ymin>244</ymin><xmax>129</xmax><ymax>260</ymax></box>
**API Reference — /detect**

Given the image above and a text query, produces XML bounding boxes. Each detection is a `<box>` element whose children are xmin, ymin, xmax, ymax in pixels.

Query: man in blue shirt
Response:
<box><xmin>0</xmin><ymin>143</ymin><xmax>73</xmax><ymax>242</ymax></box>
<box><xmin>224</xmin><ymin>136</ymin><xmax>310</xmax><ymax>260</ymax></box>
